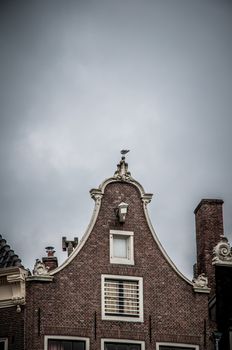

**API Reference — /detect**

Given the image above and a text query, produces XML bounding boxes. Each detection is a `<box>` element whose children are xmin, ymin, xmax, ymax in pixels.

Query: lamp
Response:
<box><xmin>212</xmin><ymin>331</ymin><xmax>222</xmax><ymax>350</ymax></box>
<box><xmin>117</xmin><ymin>202</ymin><xmax>128</xmax><ymax>223</ymax></box>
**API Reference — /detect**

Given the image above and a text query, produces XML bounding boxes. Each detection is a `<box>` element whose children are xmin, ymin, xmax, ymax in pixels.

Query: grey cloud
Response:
<box><xmin>0</xmin><ymin>0</ymin><xmax>232</xmax><ymax>278</ymax></box>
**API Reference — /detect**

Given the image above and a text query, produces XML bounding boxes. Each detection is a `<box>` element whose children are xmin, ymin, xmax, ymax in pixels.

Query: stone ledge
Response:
<box><xmin>26</xmin><ymin>275</ymin><xmax>54</xmax><ymax>282</ymax></box>
<box><xmin>193</xmin><ymin>286</ymin><xmax>211</xmax><ymax>294</ymax></box>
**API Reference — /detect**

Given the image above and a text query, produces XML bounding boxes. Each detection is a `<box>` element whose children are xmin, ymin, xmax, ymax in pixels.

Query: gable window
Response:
<box><xmin>44</xmin><ymin>336</ymin><xmax>89</xmax><ymax>350</ymax></box>
<box><xmin>101</xmin><ymin>339</ymin><xmax>145</xmax><ymax>350</ymax></box>
<box><xmin>110</xmin><ymin>230</ymin><xmax>134</xmax><ymax>265</ymax></box>
<box><xmin>101</xmin><ymin>275</ymin><xmax>143</xmax><ymax>322</ymax></box>
<box><xmin>156</xmin><ymin>343</ymin><xmax>199</xmax><ymax>350</ymax></box>
<box><xmin>0</xmin><ymin>339</ymin><xmax>8</xmax><ymax>350</ymax></box>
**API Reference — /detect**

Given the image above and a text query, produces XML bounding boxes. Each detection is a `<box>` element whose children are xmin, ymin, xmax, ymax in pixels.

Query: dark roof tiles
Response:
<box><xmin>0</xmin><ymin>234</ymin><xmax>24</xmax><ymax>268</ymax></box>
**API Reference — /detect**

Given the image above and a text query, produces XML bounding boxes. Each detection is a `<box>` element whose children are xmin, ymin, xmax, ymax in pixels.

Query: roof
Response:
<box><xmin>0</xmin><ymin>234</ymin><xmax>24</xmax><ymax>268</ymax></box>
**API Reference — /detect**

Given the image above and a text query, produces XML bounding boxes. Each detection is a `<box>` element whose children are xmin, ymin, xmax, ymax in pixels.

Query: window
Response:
<box><xmin>101</xmin><ymin>339</ymin><xmax>145</xmax><ymax>350</ymax></box>
<box><xmin>156</xmin><ymin>343</ymin><xmax>199</xmax><ymax>350</ymax></box>
<box><xmin>44</xmin><ymin>336</ymin><xmax>89</xmax><ymax>350</ymax></box>
<box><xmin>101</xmin><ymin>275</ymin><xmax>143</xmax><ymax>322</ymax></box>
<box><xmin>0</xmin><ymin>339</ymin><xmax>8</xmax><ymax>350</ymax></box>
<box><xmin>110</xmin><ymin>230</ymin><xmax>134</xmax><ymax>265</ymax></box>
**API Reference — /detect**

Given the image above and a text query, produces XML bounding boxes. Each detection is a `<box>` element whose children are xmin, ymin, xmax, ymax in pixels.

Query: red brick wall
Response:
<box><xmin>25</xmin><ymin>181</ymin><xmax>214</xmax><ymax>350</ymax></box>
<box><xmin>0</xmin><ymin>306</ymin><xmax>24</xmax><ymax>350</ymax></box>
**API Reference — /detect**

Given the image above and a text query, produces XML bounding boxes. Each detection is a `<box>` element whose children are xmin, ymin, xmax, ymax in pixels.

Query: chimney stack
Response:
<box><xmin>194</xmin><ymin>199</ymin><xmax>224</xmax><ymax>292</ymax></box>
<box><xmin>42</xmin><ymin>246</ymin><xmax>58</xmax><ymax>271</ymax></box>
<box><xmin>62</xmin><ymin>237</ymin><xmax>78</xmax><ymax>256</ymax></box>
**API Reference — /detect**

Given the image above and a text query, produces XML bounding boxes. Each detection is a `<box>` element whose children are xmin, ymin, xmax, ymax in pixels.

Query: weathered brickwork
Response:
<box><xmin>194</xmin><ymin>199</ymin><xmax>224</xmax><ymax>294</ymax></box>
<box><xmin>25</xmin><ymin>181</ymin><xmax>215</xmax><ymax>350</ymax></box>
<box><xmin>0</xmin><ymin>306</ymin><xmax>24</xmax><ymax>350</ymax></box>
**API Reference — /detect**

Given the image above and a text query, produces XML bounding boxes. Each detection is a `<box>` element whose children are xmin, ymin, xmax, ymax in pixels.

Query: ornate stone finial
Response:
<box><xmin>62</xmin><ymin>236</ymin><xmax>78</xmax><ymax>256</ymax></box>
<box><xmin>114</xmin><ymin>150</ymin><xmax>132</xmax><ymax>181</ymax></box>
<box><xmin>193</xmin><ymin>273</ymin><xmax>210</xmax><ymax>293</ymax></box>
<box><xmin>212</xmin><ymin>236</ymin><xmax>232</xmax><ymax>265</ymax></box>
<box><xmin>33</xmin><ymin>259</ymin><xmax>49</xmax><ymax>276</ymax></box>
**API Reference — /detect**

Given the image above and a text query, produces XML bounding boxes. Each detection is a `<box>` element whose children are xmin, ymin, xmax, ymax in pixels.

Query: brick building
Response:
<box><xmin>0</xmin><ymin>155</ymin><xmax>230</xmax><ymax>350</ymax></box>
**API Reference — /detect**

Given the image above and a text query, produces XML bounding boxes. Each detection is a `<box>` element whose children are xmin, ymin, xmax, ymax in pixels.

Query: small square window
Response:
<box><xmin>101</xmin><ymin>274</ymin><xmax>143</xmax><ymax>322</ymax></box>
<box><xmin>110</xmin><ymin>230</ymin><xmax>134</xmax><ymax>265</ymax></box>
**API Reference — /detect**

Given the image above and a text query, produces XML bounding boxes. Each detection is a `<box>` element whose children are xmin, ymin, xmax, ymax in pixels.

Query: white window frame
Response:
<box><xmin>110</xmin><ymin>230</ymin><xmax>134</xmax><ymax>265</ymax></box>
<box><xmin>0</xmin><ymin>338</ymin><xmax>8</xmax><ymax>350</ymax></box>
<box><xmin>44</xmin><ymin>335</ymin><xmax>90</xmax><ymax>350</ymax></box>
<box><xmin>101</xmin><ymin>274</ymin><xmax>143</xmax><ymax>322</ymax></box>
<box><xmin>101</xmin><ymin>338</ymin><xmax>145</xmax><ymax>350</ymax></box>
<box><xmin>156</xmin><ymin>342</ymin><xmax>199</xmax><ymax>350</ymax></box>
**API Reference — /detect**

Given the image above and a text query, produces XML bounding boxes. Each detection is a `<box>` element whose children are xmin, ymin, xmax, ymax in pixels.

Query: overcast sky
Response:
<box><xmin>0</xmin><ymin>0</ymin><xmax>232</xmax><ymax>279</ymax></box>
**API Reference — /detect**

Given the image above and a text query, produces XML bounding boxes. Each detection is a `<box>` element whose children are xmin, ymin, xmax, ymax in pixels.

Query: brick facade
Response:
<box><xmin>0</xmin><ymin>306</ymin><xmax>24</xmax><ymax>350</ymax></box>
<box><xmin>1</xmin><ymin>158</ymin><xmax>226</xmax><ymax>349</ymax></box>
<box><xmin>25</xmin><ymin>176</ymin><xmax>215</xmax><ymax>350</ymax></box>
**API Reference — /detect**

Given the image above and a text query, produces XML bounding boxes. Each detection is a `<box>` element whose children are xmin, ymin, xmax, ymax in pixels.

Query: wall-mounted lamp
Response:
<box><xmin>117</xmin><ymin>202</ymin><xmax>128</xmax><ymax>223</ymax></box>
<box><xmin>212</xmin><ymin>331</ymin><xmax>222</xmax><ymax>350</ymax></box>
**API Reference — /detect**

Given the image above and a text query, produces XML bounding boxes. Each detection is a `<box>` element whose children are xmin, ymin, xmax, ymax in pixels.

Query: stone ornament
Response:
<box><xmin>33</xmin><ymin>259</ymin><xmax>49</xmax><ymax>275</ymax></box>
<box><xmin>193</xmin><ymin>273</ymin><xmax>209</xmax><ymax>289</ymax></box>
<box><xmin>114</xmin><ymin>157</ymin><xmax>132</xmax><ymax>181</ymax></box>
<box><xmin>142</xmin><ymin>194</ymin><xmax>153</xmax><ymax>207</ymax></box>
<box><xmin>12</xmin><ymin>296</ymin><xmax>25</xmax><ymax>313</ymax></box>
<box><xmin>212</xmin><ymin>236</ymin><xmax>232</xmax><ymax>265</ymax></box>
<box><xmin>90</xmin><ymin>189</ymin><xmax>103</xmax><ymax>204</ymax></box>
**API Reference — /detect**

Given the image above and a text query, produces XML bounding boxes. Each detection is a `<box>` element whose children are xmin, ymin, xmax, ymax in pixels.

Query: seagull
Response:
<box><xmin>121</xmin><ymin>150</ymin><xmax>130</xmax><ymax>155</ymax></box>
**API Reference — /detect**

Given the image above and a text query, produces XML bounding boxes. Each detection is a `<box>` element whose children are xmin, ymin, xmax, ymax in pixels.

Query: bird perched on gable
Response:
<box><xmin>121</xmin><ymin>149</ymin><xmax>130</xmax><ymax>155</ymax></box>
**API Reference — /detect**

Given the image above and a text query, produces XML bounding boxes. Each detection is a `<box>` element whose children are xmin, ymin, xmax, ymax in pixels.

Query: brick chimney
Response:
<box><xmin>194</xmin><ymin>199</ymin><xmax>224</xmax><ymax>292</ymax></box>
<box><xmin>42</xmin><ymin>246</ymin><xmax>58</xmax><ymax>271</ymax></box>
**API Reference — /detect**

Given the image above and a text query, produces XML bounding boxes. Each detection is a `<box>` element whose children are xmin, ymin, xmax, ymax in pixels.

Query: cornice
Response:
<box><xmin>27</xmin><ymin>275</ymin><xmax>54</xmax><ymax>282</ymax></box>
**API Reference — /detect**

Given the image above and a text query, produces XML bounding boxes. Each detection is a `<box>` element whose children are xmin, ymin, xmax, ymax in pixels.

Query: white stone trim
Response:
<box><xmin>27</xmin><ymin>275</ymin><xmax>54</xmax><ymax>282</ymax></box>
<box><xmin>212</xmin><ymin>236</ymin><xmax>232</xmax><ymax>265</ymax></box>
<box><xmin>0</xmin><ymin>267</ymin><xmax>27</xmax><ymax>309</ymax></box>
<box><xmin>44</xmin><ymin>335</ymin><xmax>90</xmax><ymax>350</ymax></box>
<box><xmin>156</xmin><ymin>342</ymin><xmax>199</xmax><ymax>350</ymax></box>
<box><xmin>0</xmin><ymin>300</ymin><xmax>16</xmax><ymax>309</ymax></box>
<box><xmin>110</xmin><ymin>230</ymin><xmax>134</xmax><ymax>265</ymax></box>
<box><xmin>0</xmin><ymin>338</ymin><xmax>8</xmax><ymax>350</ymax></box>
<box><xmin>101</xmin><ymin>274</ymin><xmax>143</xmax><ymax>322</ymax></box>
<box><xmin>101</xmin><ymin>338</ymin><xmax>145</xmax><ymax>350</ymax></box>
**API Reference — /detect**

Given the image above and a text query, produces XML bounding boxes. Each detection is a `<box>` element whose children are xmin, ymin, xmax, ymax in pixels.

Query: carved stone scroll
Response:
<box><xmin>212</xmin><ymin>236</ymin><xmax>232</xmax><ymax>265</ymax></box>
